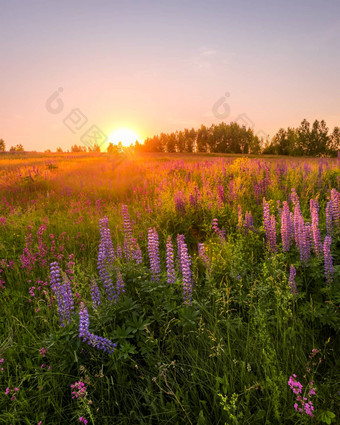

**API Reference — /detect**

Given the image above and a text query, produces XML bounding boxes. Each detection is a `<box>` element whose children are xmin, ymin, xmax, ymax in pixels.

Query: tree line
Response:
<box><xmin>0</xmin><ymin>139</ymin><xmax>24</xmax><ymax>152</ymax></box>
<box><xmin>1</xmin><ymin>119</ymin><xmax>339</xmax><ymax>156</ymax></box>
<box><xmin>137</xmin><ymin>122</ymin><xmax>262</xmax><ymax>154</ymax></box>
<box><xmin>263</xmin><ymin>119</ymin><xmax>340</xmax><ymax>156</ymax></box>
<box><xmin>137</xmin><ymin>119</ymin><xmax>340</xmax><ymax>156</ymax></box>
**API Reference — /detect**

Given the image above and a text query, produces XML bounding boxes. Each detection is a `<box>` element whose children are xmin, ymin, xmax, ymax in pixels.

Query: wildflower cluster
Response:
<box><xmin>166</xmin><ymin>236</ymin><xmax>176</xmax><ymax>284</ymax></box>
<box><xmin>5</xmin><ymin>386</ymin><xmax>19</xmax><ymax>402</ymax></box>
<box><xmin>288</xmin><ymin>374</ymin><xmax>315</xmax><ymax>417</ymax></box>
<box><xmin>177</xmin><ymin>235</ymin><xmax>193</xmax><ymax>304</ymax></box>
<box><xmin>198</xmin><ymin>242</ymin><xmax>211</xmax><ymax>269</ymax></box>
<box><xmin>288</xmin><ymin>348</ymin><xmax>321</xmax><ymax>418</ymax></box>
<box><xmin>90</xmin><ymin>279</ymin><xmax>101</xmax><ymax>309</ymax></box>
<box><xmin>98</xmin><ymin>217</ymin><xmax>116</xmax><ymax>301</ymax></box>
<box><xmin>122</xmin><ymin>204</ymin><xmax>132</xmax><ymax>260</ymax></box>
<box><xmin>174</xmin><ymin>190</ymin><xmax>186</xmax><ymax>214</ymax></box>
<box><xmin>50</xmin><ymin>261</ymin><xmax>74</xmax><ymax>326</ymax></box>
<box><xmin>212</xmin><ymin>218</ymin><xmax>226</xmax><ymax>240</ymax></box>
<box><xmin>71</xmin><ymin>381</ymin><xmax>87</xmax><ymax>399</ymax></box>
<box><xmin>79</xmin><ymin>302</ymin><xmax>116</xmax><ymax>354</ymax></box>
<box><xmin>148</xmin><ymin>227</ymin><xmax>161</xmax><ymax>282</ymax></box>
<box><xmin>288</xmin><ymin>265</ymin><xmax>298</xmax><ymax>296</ymax></box>
<box><xmin>323</xmin><ymin>236</ymin><xmax>334</xmax><ymax>283</ymax></box>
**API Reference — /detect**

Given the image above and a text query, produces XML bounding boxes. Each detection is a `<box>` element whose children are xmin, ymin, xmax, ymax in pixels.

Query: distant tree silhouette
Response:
<box><xmin>107</xmin><ymin>142</ymin><xmax>120</xmax><ymax>154</ymax></box>
<box><xmin>88</xmin><ymin>143</ymin><xmax>101</xmax><ymax>152</ymax></box>
<box><xmin>71</xmin><ymin>144</ymin><xmax>86</xmax><ymax>152</ymax></box>
<box><xmin>0</xmin><ymin>139</ymin><xmax>5</xmax><ymax>152</ymax></box>
<box><xmin>265</xmin><ymin>119</ymin><xmax>337</xmax><ymax>156</ymax></box>
<box><xmin>56</xmin><ymin>147</ymin><xmax>63</xmax><ymax>153</ymax></box>
<box><xmin>9</xmin><ymin>144</ymin><xmax>24</xmax><ymax>152</ymax></box>
<box><xmin>140</xmin><ymin>122</ymin><xmax>261</xmax><ymax>154</ymax></box>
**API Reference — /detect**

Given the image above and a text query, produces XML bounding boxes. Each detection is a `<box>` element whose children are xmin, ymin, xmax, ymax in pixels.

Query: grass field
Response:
<box><xmin>0</xmin><ymin>152</ymin><xmax>339</xmax><ymax>424</ymax></box>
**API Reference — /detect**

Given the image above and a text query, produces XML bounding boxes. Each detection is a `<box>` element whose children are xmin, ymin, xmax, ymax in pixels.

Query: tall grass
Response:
<box><xmin>0</xmin><ymin>153</ymin><xmax>339</xmax><ymax>424</ymax></box>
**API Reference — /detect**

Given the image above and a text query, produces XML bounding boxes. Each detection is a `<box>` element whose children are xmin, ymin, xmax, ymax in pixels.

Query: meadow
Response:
<box><xmin>0</xmin><ymin>152</ymin><xmax>339</xmax><ymax>425</ymax></box>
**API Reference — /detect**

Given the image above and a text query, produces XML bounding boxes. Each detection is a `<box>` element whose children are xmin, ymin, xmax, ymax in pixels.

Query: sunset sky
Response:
<box><xmin>1</xmin><ymin>0</ymin><xmax>340</xmax><ymax>151</ymax></box>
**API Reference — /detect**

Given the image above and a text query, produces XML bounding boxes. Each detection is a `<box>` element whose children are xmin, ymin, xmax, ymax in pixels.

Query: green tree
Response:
<box><xmin>177</xmin><ymin>131</ymin><xmax>185</xmax><ymax>152</ymax></box>
<box><xmin>0</xmin><ymin>139</ymin><xmax>5</xmax><ymax>151</ymax></box>
<box><xmin>309</xmin><ymin>120</ymin><xmax>329</xmax><ymax>156</ymax></box>
<box><xmin>71</xmin><ymin>144</ymin><xmax>86</xmax><ymax>152</ymax></box>
<box><xmin>9</xmin><ymin>144</ymin><xmax>24</xmax><ymax>152</ymax></box>
<box><xmin>107</xmin><ymin>142</ymin><xmax>119</xmax><ymax>154</ymax></box>
<box><xmin>88</xmin><ymin>143</ymin><xmax>101</xmax><ymax>152</ymax></box>
<box><xmin>329</xmin><ymin>127</ymin><xmax>340</xmax><ymax>154</ymax></box>
<box><xmin>196</xmin><ymin>125</ymin><xmax>209</xmax><ymax>152</ymax></box>
<box><xmin>297</xmin><ymin>119</ymin><xmax>311</xmax><ymax>155</ymax></box>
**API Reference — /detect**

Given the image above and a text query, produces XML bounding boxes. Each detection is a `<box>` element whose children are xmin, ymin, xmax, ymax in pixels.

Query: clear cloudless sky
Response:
<box><xmin>1</xmin><ymin>0</ymin><xmax>340</xmax><ymax>151</ymax></box>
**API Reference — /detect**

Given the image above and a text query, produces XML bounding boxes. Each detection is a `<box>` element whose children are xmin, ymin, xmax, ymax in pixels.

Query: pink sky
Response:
<box><xmin>1</xmin><ymin>0</ymin><xmax>340</xmax><ymax>151</ymax></box>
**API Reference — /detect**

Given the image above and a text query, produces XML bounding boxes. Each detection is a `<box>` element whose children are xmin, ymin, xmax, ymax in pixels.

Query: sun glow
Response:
<box><xmin>109</xmin><ymin>128</ymin><xmax>142</xmax><ymax>147</ymax></box>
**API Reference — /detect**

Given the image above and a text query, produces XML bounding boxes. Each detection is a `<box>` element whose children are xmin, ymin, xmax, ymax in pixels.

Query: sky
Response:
<box><xmin>1</xmin><ymin>0</ymin><xmax>340</xmax><ymax>151</ymax></box>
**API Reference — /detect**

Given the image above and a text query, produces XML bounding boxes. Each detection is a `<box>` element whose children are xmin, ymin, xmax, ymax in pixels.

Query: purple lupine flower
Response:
<box><xmin>229</xmin><ymin>180</ymin><xmax>236</xmax><ymax>202</ymax></box>
<box><xmin>299</xmin><ymin>222</ymin><xmax>311</xmax><ymax>265</ymax></box>
<box><xmin>79</xmin><ymin>302</ymin><xmax>90</xmax><ymax>339</ymax></box>
<box><xmin>323</xmin><ymin>236</ymin><xmax>334</xmax><ymax>283</ymax></box>
<box><xmin>310</xmin><ymin>199</ymin><xmax>322</xmax><ymax>256</ymax></box>
<box><xmin>325</xmin><ymin>201</ymin><xmax>333</xmax><ymax>236</ymax></box>
<box><xmin>198</xmin><ymin>243</ymin><xmax>211</xmax><ymax>269</ymax></box>
<box><xmin>87</xmin><ymin>333</ymin><xmax>116</xmax><ymax>354</ymax></box>
<box><xmin>121</xmin><ymin>205</ymin><xmax>132</xmax><ymax>260</ymax></box>
<box><xmin>90</xmin><ymin>279</ymin><xmax>101</xmax><ymax>309</ymax></box>
<box><xmin>148</xmin><ymin>228</ymin><xmax>161</xmax><ymax>282</ymax></box>
<box><xmin>63</xmin><ymin>276</ymin><xmax>75</xmax><ymax>320</ymax></box>
<box><xmin>293</xmin><ymin>204</ymin><xmax>311</xmax><ymax>264</ymax></box>
<box><xmin>244</xmin><ymin>211</ymin><xmax>254</xmax><ymax>231</ymax></box>
<box><xmin>189</xmin><ymin>186</ymin><xmax>201</xmax><ymax>208</ymax></box>
<box><xmin>281</xmin><ymin>201</ymin><xmax>293</xmax><ymax>252</ymax></box>
<box><xmin>276</xmin><ymin>200</ymin><xmax>282</xmax><ymax>219</ymax></box>
<box><xmin>116</xmin><ymin>269</ymin><xmax>125</xmax><ymax>295</ymax></box>
<box><xmin>50</xmin><ymin>261</ymin><xmax>62</xmax><ymax>291</ymax></box>
<box><xmin>131</xmin><ymin>237</ymin><xmax>143</xmax><ymax>264</ymax></box>
<box><xmin>217</xmin><ymin>184</ymin><xmax>225</xmax><ymax>204</ymax></box>
<box><xmin>237</xmin><ymin>205</ymin><xmax>243</xmax><ymax>229</ymax></box>
<box><xmin>290</xmin><ymin>188</ymin><xmax>300</xmax><ymax>209</ymax></box>
<box><xmin>293</xmin><ymin>204</ymin><xmax>303</xmax><ymax>248</ymax></box>
<box><xmin>174</xmin><ymin>191</ymin><xmax>186</xmax><ymax>214</ymax></box>
<box><xmin>78</xmin><ymin>302</ymin><xmax>115</xmax><ymax>354</ymax></box>
<box><xmin>177</xmin><ymin>234</ymin><xmax>185</xmax><ymax>273</ymax></box>
<box><xmin>98</xmin><ymin>217</ymin><xmax>115</xmax><ymax>265</ymax></box>
<box><xmin>179</xmin><ymin>236</ymin><xmax>193</xmax><ymax>305</ymax></box>
<box><xmin>166</xmin><ymin>236</ymin><xmax>176</xmax><ymax>284</ymax></box>
<box><xmin>263</xmin><ymin>198</ymin><xmax>271</xmax><ymax>250</ymax></box>
<box><xmin>50</xmin><ymin>261</ymin><xmax>74</xmax><ymax>326</ymax></box>
<box><xmin>330</xmin><ymin>188</ymin><xmax>340</xmax><ymax>228</ymax></box>
<box><xmin>116</xmin><ymin>244</ymin><xmax>123</xmax><ymax>259</ymax></box>
<box><xmin>212</xmin><ymin>218</ymin><xmax>226</xmax><ymax>240</ymax></box>
<box><xmin>288</xmin><ymin>265</ymin><xmax>298</xmax><ymax>296</ymax></box>
<box><xmin>97</xmin><ymin>244</ymin><xmax>116</xmax><ymax>301</ymax></box>
<box><xmin>97</xmin><ymin>217</ymin><xmax>117</xmax><ymax>301</ymax></box>
<box><xmin>270</xmin><ymin>214</ymin><xmax>277</xmax><ymax>253</ymax></box>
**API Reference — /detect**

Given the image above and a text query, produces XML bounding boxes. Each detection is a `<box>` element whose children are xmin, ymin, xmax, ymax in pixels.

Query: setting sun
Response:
<box><xmin>109</xmin><ymin>129</ymin><xmax>142</xmax><ymax>147</ymax></box>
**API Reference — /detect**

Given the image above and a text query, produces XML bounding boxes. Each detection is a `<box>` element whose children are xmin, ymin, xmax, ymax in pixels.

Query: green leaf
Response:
<box><xmin>318</xmin><ymin>410</ymin><xmax>336</xmax><ymax>424</ymax></box>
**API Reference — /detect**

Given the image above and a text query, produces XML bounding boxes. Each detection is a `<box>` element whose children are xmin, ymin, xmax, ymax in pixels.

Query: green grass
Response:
<box><xmin>0</xmin><ymin>154</ymin><xmax>339</xmax><ymax>424</ymax></box>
